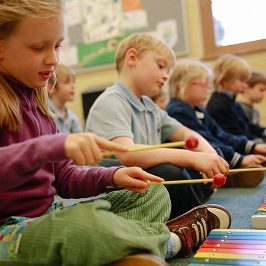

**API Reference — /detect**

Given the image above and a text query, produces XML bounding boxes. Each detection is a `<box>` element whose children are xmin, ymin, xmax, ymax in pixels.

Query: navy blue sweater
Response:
<box><xmin>167</xmin><ymin>98</ymin><xmax>255</xmax><ymax>168</ymax></box>
<box><xmin>207</xmin><ymin>91</ymin><xmax>266</xmax><ymax>140</ymax></box>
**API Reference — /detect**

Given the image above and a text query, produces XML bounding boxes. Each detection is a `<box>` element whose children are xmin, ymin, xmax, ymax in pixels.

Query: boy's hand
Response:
<box><xmin>254</xmin><ymin>143</ymin><xmax>266</xmax><ymax>156</ymax></box>
<box><xmin>242</xmin><ymin>154</ymin><xmax>266</xmax><ymax>168</ymax></box>
<box><xmin>112</xmin><ymin>167</ymin><xmax>164</xmax><ymax>193</ymax></box>
<box><xmin>191</xmin><ymin>152</ymin><xmax>229</xmax><ymax>179</ymax></box>
<box><xmin>65</xmin><ymin>133</ymin><xmax>127</xmax><ymax>165</ymax></box>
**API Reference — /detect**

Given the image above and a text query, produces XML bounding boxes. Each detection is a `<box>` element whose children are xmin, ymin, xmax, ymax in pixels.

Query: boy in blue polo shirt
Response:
<box><xmin>86</xmin><ymin>33</ymin><xmax>229</xmax><ymax>218</ymax></box>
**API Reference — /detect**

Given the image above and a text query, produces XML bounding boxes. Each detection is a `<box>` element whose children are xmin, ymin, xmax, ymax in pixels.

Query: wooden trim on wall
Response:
<box><xmin>199</xmin><ymin>0</ymin><xmax>266</xmax><ymax>59</ymax></box>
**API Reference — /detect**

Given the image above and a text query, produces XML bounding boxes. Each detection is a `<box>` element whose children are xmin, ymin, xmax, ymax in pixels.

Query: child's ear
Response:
<box><xmin>222</xmin><ymin>79</ymin><xmax>230</xmax><ymax>88</ymax></box>
<box><xmin>125</xmin><ymin>48</ymin><xmax>138</xmax><ymax>67</ymax></box>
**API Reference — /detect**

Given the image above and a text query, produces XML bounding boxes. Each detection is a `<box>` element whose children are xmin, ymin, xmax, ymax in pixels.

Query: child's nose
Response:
<box><xmin>163</xmin><ymin>72</ymin><xmax>169</xmax><ymax>81</ymax></box>
<box><xmin>45</xmin><ymin>50</ymin><xmax>59</xmax><ymax>66</ymax></box>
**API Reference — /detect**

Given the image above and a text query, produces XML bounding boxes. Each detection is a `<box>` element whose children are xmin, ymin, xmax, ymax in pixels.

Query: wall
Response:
<box><xmin>68</xmin><ymin>0</ymin><xmax>266</xmax><ymax>130</ymax></box>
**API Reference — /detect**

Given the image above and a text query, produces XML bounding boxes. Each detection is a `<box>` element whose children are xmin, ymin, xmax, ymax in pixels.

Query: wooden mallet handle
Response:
<box><xmin>103</xmin><ymin>136</ymin><xmax>199</xmax><ymax>157</ymax></box>
<box><xmin>107</xmin><ymin>167</ymin><xmax>266</xmax><ymax>191</ymax></box>
<box><xmin>106</xmin><ymin>173</ymin><xmax>226</xmax><ymax>190</ymax></box>
<box><xmin>228</xmin><ymin>167</ymin><xmax>266</xmax><ymax>174</ymax></box>
<box><xmin>155</xmin><ymin>174</ymin><xmax>226</xmax><ymax>187</ymax></box>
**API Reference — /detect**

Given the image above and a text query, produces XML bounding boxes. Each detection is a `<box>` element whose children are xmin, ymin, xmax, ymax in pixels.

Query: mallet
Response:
<box><xmin>200</xmin><ymin>167</ymin><xmax>266</xmax><ymax>180</ymax></box>
<box><xmin>203</xmin><ymin>167</ymin><xmax>266</xmax><ymax>187</ymax></box>
<box><xmin>228</xmin><ymin>167</ymin><xmax>266</xmax><ymax>174</ymax></box>
<box><xmin>152</xmin><ymin>173</ymin><xmax>226</xmax><ymax>187</ymax></box>
<box><xmin>107</xmin><ymin>167</ymin><xmax>266</xmax><ymax>191</ymax></box>
<box><xmin>106</xmin><ymin>173</ymin><xmax>227</xmax><ymax>191</ymax></box>
<box><xmin>103</xmin><ymin>136</ymin><xmax>199</xmax><ymax>157</ymax></box>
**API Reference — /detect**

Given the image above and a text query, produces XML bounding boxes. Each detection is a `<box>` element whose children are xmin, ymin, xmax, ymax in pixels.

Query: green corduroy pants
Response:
<box><xmin>1</xmin><ymin>185</ymin><xmax>171</xmax><ymax>266</ymax></box>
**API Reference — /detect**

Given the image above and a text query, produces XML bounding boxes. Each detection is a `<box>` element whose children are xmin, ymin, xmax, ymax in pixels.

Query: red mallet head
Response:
<box><xmin>213</xmin><ymin>173</ymin><xmax>227</xmax><ymax>187</ymax></box>
<box><xmin>185</xmin><ymin>136</ymin><xmax>199</xmax><ymax>149</ymax></box>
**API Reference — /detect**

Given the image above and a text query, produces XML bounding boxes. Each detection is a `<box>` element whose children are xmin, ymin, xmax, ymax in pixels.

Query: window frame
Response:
<box><xmin>199</xmin><ymin>0</ymin><xmax>266</xmax><ymax>59</ymax></box>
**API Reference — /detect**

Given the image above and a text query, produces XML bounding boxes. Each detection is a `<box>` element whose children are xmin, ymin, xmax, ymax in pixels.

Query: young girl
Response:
<box><xmin>0</xmin><ymin>1</ymin><xmax>231</xmax><ymax>265</ymax></box>
<box><xmin>207</xmin><ymin>54</ymin><xmax>266</xmax><ymax>144</ymax></box>
<box><xmin>48</xmin><ymin>64</ymin><xmax>81</xmax><ymax>133</ymax></box>
<box><xmin>166</xmin><ymin>59</ymin><xmax>266</xmax><ymax>187</ymax></box>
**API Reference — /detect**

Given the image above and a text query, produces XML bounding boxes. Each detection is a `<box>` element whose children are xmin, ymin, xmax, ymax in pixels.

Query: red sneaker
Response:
<box><xmin>166</xmin><ymin>204</ymin><xmax>231</xmax><ymax>257</ymax></box>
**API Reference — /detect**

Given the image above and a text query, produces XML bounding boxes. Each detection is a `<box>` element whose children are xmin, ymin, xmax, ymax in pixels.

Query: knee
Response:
<box><xmin>54</xmin><ymin>200</ymin><xmax>112</xmax><ymax>230</ymax></box>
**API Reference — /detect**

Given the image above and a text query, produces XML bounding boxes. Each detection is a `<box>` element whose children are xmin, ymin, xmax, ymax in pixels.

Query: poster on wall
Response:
<box><xmin>60</xmin><ymin>0</ymin><xmax>188</xmax><ymax>72</ymax></box>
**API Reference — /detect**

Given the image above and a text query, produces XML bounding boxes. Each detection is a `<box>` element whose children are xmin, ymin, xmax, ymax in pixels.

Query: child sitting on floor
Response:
<box><xmin>48</xmin><ymin>64</ymin><xmax>81</xmax><ymax>133</ymax></box>
<box><xmin>166</xmin><ymin>59</ymin><xmax>266</xmax><ymax>187</ymax></box>
<box><xmin>237</xmin><ymin>70</ymin><xmax>266</xmax><ymax>126</ymax></box>
<box><xmin>86</xmin><ymin>33</ymin><xmax>230</xmax><ymax>218</ymax></box>
<box><xmin>207</xmin><ymin>54</ymin><xmax>266</xmax><ymax>144</ymax></box>
<box><xmin>0</xmin><ymin>1</ymin><xmax>231</xmax><ymax>265</ymax></box>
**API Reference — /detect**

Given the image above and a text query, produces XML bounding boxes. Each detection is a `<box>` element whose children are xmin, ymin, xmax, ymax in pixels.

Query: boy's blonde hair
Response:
<box><xmin>169</xmin><ymin>59</ymin><xmax>212</xmax><ymax>98</ymax></box>
<box><xmin>213</xmin><ymin>54</ymin><xmax>251</xmax><ymax>91</ymax></box>
<box><xmin>115</xmin><ymin>33</ymin><xmax>176</xmax><ymax>73</ymax></box>
<box><xmin>247</xmin><ymin>70</ymin><xmax>266</xmax><ymax>87</ymax></box>
<box><xmin>0</xmin><ymin>0</ymin><xmax>62</xmax><ymax>131</ymax></box>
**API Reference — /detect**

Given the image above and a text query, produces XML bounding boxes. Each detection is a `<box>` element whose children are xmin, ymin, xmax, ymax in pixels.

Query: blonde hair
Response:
<box><xmin>213</xmin><ymin>54</ymin><xmax>251</xmax><ymax>91</ymax></box>
<box><xmin>53</xmin><ymin>64</ymin><xmax>75</xmax><ymax>91</ymax></box>
<box><xmin>169</xmin><ymin>59</ymin><xmax>212</xmax><ymax>98</ymax></box>
<box><xmin>115</xmin><ymin>33</ymin><xmax>176</xmax><ymax>73</ymax></box>
<box><xmin>0</xmin><ymin>0</ymin><xmax>62</xmax><ymax>131</ymax></box>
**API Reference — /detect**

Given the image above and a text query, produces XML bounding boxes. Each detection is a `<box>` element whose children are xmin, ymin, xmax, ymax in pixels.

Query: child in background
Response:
<box><xmin>237</xmin><ymin>70</ymin><xmax>266</xmax><ymax>125</ymax></box>
<box><xmin>207</xmin><ymin>54</ymin><xmax>266</xmax><ymax>144</ymax></box>
<box><xmin>166</xmin><ymin>59</ymin><xmax>266</xmax><ymax>187</ymax></box>
<box><xmin>0</xmin><ymin>1</ymin><xmax>231</xmax><ymax>265</ymax></box>
<box><xmin>152</xmin><ymin>87</ymin><xmax>170</xmax><ymax>110</ymax></box>
<box><xmin>86</xmin><ymin>33</ymin><xmax>229</xmax><ymax>218</ymax></box>
<box><xmin>48</xmin><ymin>64</ymin><xmax>81</xmax><ymax>133</ymax></box>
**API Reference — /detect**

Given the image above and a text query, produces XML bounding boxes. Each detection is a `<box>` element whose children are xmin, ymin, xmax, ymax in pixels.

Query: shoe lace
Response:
<box><xmin>191</xmin><ymin>218</ymin><xmax>208</xmax><ymax>246</ymax></box>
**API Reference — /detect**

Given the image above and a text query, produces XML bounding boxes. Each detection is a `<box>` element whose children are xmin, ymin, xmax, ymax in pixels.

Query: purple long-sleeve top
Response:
<box><xmin>0</xmin><ymin>74</ymin><xmax>119</xmax><ymax>224</ymax></box>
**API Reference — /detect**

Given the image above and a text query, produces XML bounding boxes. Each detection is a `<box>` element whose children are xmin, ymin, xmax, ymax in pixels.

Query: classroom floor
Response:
<box><xmin>169</xmin><ymin>176</ymin><xmax>266</xmax><ymax>265</ymax></box>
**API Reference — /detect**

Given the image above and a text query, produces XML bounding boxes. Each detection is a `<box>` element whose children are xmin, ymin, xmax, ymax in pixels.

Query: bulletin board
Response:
<box><xmin>61</xmin><ymin>0</ymin><xmax>189</xmax><ymax>73</ymax></box>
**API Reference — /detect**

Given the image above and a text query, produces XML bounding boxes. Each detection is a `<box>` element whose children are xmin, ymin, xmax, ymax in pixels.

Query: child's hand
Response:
<box><xmin>254</xmin><ymin>143</ymin><xmax>266</xmax><ymax>156</ymax></box>
<box><xmin>65</xmin><ymin>133</ymin><xmax>127</xmax><ymax>165</ymax></box>
<box><xmin>242</xmin><ymin>154</ymin><xmax>266</xmax><ymax>168</ymax></box>
<box><xmin>112</xmin><ymin>167</ymin><xmax>164</xmax><ymax>193</ymax></box>
<box><xmin>191</xmin><ymin>152</ymin><xmax>229</xmax><ymax>179</ymax></box>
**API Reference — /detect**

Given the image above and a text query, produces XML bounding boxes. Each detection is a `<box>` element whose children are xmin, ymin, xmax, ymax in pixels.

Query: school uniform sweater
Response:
<box><xmin>238</xmin><ymin>101</ymin><xmax>260</xmax><ymax>125</ymax></box>
<box><xmin>166</xmin><ymin>98</ymin><xmax>256</xmax><ymax>168</ymax></box>
<box><xmin>207</xmin><ymin>91</ymin><xmax>266</xmax><ymax>140</ymax></box>
<box><xmin>0</xmin><ymin>74</ymin><xmax>118</xmax><ymax>224</ymax></box>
